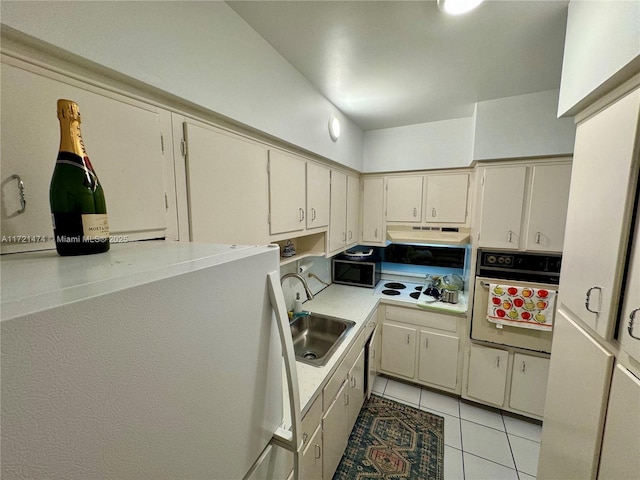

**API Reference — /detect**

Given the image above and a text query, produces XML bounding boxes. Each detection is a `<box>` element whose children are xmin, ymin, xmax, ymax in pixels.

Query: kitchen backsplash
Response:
<box><xmin>281</xmin><ymin>256</ymin><xmax>332</xmax><ymax>311</ymax></box>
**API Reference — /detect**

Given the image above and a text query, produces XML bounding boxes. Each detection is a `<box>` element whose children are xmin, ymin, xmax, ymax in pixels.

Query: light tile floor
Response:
<box><xmin>372</xmin><ymin>375</ymin><xmax>542</xmax><ymax>480</ymax></box>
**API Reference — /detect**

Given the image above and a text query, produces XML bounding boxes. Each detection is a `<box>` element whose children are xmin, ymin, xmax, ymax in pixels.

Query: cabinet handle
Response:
<box><xmin>344</xmin><ymin>392</ymin><xmax>349</xmax><ymax>405</ymax></box>
<box><xmin>413</xmin><ymin>207</ymin><xmax>417</xmax><ymax>217</ymax></box>
<box><xmin>496</xmin><ymin>356</ymin><xmax>501</xmax><ymax>368</ymax></box>
<box><xmin>521</xmin><ymin>361</ymin><xmax>526</xmax><ymax>373</ymax></box>
<box><xmin>350</xmin><ymin>376</ymin><xmax>356</xmax><ymax>388</ymax></box>
<box><xmin>302</xmin><ymin>432</ymin><xmax>308</xmax><ymax>444</ymax></box>
<box><xmin>311</xmin><ymin>207</ymin><xmax>316</xmax><ymax>221</ymax></box>
<box><xmin>629</xmin><ymin>308</ymin><xmax>640</xmax><ymax>340</ymax></box>
<box><xmin>10</xmin><ymin>174</ymin><xmax>26</xmax><ymax>215</ymax></box>
<box><xmin>425</xmin><ymin>338</ymin><xmax>429</xmax><ymax>349</ymax></box>
<box><xmin>348</xmin><ymin>230</ymin><xmax>353</xmax><ymax>240</ymax></box>
<box><xmin>535</xmin><ymin>232</ymin><xmax>542</xmax><ymax>244</ymax></box>
<box><xmin>375</xmin><ymin>228</ymin><xmax>378</xmax><ymax>239</ymax></box>
<box><xmin>371</xmin><ymin>348</ymin><xmax>376</xmax><ymax>359</ymax></box>
<box><xmin>432</xmin><ymin>208</ymin><xmax>436</xmax><ymax>218</ymax></box>
<box><xmin>585</xmin><ymin>286</ymin><xmax>602</xmax><ymax>314</ymax></box>
<box><xmin>299</xmin><ymin>208</ymin><xmax>305</xmax><ymax>222</ymax></box>
<box><xmin>314</xmin><ymin>444</ymin><xmax>321</xmax><ymax>460</ymax></box>
<box><xmin>406</xmin><ymin>334</ymin><xmax>411</xmax><ymax>345</ymax></box>
<box><xmin>507</xmin><ymin>230</ymin><xmax>514</xmax><ymax>243</ymax></box>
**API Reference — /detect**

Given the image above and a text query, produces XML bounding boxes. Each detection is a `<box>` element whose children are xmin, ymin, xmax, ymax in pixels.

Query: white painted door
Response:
<box><xmin>386</xmin><ymin>176</ymin><xmax>423</xmax><ymax>222</ymax></box>
<box><xmin>300</xmin><ymin>425</ymin><xmax>322</xmax><ymax>480</ymax></box>
<box><xmin>185</xmin><ymin>122</ymin><xmax>269</xmax><ymax>244</ymax></box>
<box><xmin>380</xmin><ymin>322</ymin><xmax>416</xmax><ymax>379</ymax></box>
<box><xmin>424</xmin><ymin>173</ymin><xmax>469</xmax><ymax>224</ymax></box>
<box><xmin>268</xmin><ymin>150</ymin><xmax>306</xmax><ymax>235</ymax></box>
<box><xmin>328</xmin><ymin>170</ymin><xmax>347</xmax><ymax>254</ymax></box>
<box><xmin>346</xmin><ymin>175</ymin><xmax>360</xmax><ymax>246</ymax></box>
<box><xmin>537</xmin><ymin>310</ymin><xmax>614</xmax><ymax>480</ymax></box>
<box><xmin>417</xmin><ymin>330</ymin><xmax>459</xmax><ymax>390</ymax></box>
<box><xmin>524</xmin><ymin>163</ymin><xmax>572</xmax><ymax>252</ymax></box>
<box><xmin>558</xmin><ymin>88</ymin><xmax>640</xmax><ymax>340</ymax></box>
<box><xmin>306</xmin><ymin>162</ymin><xmax>330</xmax><ymax>229</ymax></box>
<box><xmin>322</xmin><ymin>381</ymin><xmax>349</xmax><ymax>480</ymax></box>
<box><xmin>478</xmin><ymin>166</ymin><xmax>527</xmax><ymax>249</ymax></box>
<box><xmin>367</xmin><ymin>326</ymin><xmax>379</xmax><ymax>399</ymax></box>
<box><xmin>348</xmin><ymin>349</ymin><xmax>366</xmax><ymax>432</ymax></box>
<box><xmin>466</xmin><ymin>343</ymin><xmax>508</xmax><ymax>407</ymax></box>
<box><xmin>598</xmin><ymin>364</ymin><xmax>640</xmax><ymax>480</ymax></box>
<box><xmin>618</xmin><ymin>204</ymin><xmax>640</xmax><ymax>363</ymax></box>
<box><xmin>508</xmin><ymin>353</ymin><xmax>550</xmax><ymax>417</ymax></box>
<box><xmin>361</xmin><ymin>177</ymin><xmax>385</xmax><ymax>244</ymax></box>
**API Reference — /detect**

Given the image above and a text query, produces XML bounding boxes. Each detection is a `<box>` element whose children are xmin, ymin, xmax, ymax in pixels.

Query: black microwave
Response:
<box><xmin>332</xmin><ymin>252</ymin><xmax>381</xmax><ymax>288</ymax></box>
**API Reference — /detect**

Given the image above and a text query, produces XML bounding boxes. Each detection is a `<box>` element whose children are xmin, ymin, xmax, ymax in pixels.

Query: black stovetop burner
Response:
<box><xmin>381</xmin><ymin>289</ymin><xmax>402</xmax><ymax>296</ymax></box>
<box><xmin>410</xmin><ymin>291</ymin><xmax>421</xmax><ymax>299</ymax></box>
<box><xmin>384</xmin><ymin>282</ymin><xmax>407</xmax><ymax>290</ymax></box>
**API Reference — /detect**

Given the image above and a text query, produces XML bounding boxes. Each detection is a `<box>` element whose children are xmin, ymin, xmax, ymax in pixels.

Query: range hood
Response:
<box><xmin>386</xmin><ymin>227</ymin><xmax>470</xmax><ymax>246</ymax></box>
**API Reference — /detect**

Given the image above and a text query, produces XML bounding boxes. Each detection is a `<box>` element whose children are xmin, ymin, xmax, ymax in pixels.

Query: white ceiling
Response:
<box><xmin>227</xmin><ymin>0</ymin><xmax>569</xmax><ymax>131</ymax></box>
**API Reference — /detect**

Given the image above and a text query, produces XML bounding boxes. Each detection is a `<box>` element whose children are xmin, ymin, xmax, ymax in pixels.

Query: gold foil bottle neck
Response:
<box><xmin>57</xmin><ymin>99</ymin><xmax>81</xmax><ymax>123</ymax></box>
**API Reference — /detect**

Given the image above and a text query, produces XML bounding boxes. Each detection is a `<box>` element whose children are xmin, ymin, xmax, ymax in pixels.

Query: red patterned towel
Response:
<box><xmin>487</xmin><ymin>284</ymin><xmax>557</xmax><ymax>331</ymax></box>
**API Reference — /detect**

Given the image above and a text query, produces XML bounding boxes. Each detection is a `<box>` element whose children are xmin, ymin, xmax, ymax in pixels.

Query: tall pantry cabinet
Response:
<box><xmin>537</xmin><ymin>83</ymin><xmax>640</xmax><ymax>479</ymax></box>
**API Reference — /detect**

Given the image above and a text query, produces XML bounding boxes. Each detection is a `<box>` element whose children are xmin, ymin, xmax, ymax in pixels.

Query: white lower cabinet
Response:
<box><xmin>348</xmin><ymin>349</ymin><xmax>366</xmax><ymax>432</ymax></box>
<box><xmin>466</xmin><ymin>343</ymin><xmax>509</xmax><ymax>407</ymax></box>
<box><xmin>301</xmin><ymin>424</ymin><xmax>323</xmax><ymax>480</ymax></box>
<box><xmin>464</xmin><ymin>343</ymin><xmax>549</xmax><ymax>418</ymax></box>
<box><xmin>379</xmin><ymin>306</ymin><xmax>462</xmax><ymax>393</ymax></box>
<box><xmin>417</xmin><ymin>330</ymin><xmax>459</xmax><ymax>390</ymax></box>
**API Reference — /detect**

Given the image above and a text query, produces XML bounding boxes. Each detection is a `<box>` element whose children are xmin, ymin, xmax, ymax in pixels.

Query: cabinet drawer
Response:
<box><xmin>323</xmin><ymin>330</ymin><xmax>365</xmax><ymax>410</ymax></box>
<box><xmin>301</xmin><ymin>395</ymin><xmax>322</xmax><ymax>448</ymax></box>
<box><xmin>385</xmin><ymin>306</ymin><xmax>458</xmax><ymax>333</ymax></box>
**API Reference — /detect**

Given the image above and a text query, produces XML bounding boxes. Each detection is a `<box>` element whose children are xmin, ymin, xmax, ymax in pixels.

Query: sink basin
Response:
<box><xmin>289</xmin><ymin>313</ymin><xmax>355</xmax><ymax>367</ymax></box>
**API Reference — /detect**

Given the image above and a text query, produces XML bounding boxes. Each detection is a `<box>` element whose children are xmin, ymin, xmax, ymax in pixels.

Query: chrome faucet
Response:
<box><xmin>280</xmin><ymin>272</ymin><xmax>315</xmax><ymax>301</ymax></box>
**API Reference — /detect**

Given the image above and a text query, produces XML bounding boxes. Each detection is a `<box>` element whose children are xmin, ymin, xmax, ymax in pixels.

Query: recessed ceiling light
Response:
<box><xmin>329</xmin><ymin>115</ymin><xmax>341</xmax><ymax>142</ymax></box>
<box><xmin>437</xmin><ymin>0</ymin><xmax>484</xmax><ymax>15</ymax></box>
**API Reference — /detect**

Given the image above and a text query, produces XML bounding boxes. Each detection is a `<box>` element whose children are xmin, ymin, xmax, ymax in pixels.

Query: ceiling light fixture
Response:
<box><xmin>328</xmin><ymin>115</ymin><xmax>341</xmax><ymax>142</ymax></box>
<box><xmin>437</xmin><ymin>0</ymin><xmax>484</xmax><ymax>15</ymax></box>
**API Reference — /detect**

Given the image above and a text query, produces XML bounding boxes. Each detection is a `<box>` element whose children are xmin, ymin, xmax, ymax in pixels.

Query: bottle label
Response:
<box><xmin>82</xmin><ymin>214</ymin><xmax>109</xmax><ymax>241</ymax></box>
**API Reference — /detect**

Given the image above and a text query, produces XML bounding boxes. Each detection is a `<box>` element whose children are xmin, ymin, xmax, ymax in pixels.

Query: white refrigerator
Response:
<box><xmin>1</xmin><ymin>241</ymin><xmax>301</xmax><ymax>480</ymax></box>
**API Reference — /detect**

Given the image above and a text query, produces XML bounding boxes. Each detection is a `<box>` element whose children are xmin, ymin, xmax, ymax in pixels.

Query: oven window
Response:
<box><xmin>384</xmin><ymin>244</ymin><xmax>465</xmax><ymax>269</ymax></box>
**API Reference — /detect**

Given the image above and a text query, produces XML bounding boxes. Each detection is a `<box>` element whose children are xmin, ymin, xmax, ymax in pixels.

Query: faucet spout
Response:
<box><xmin>280</xmin><ymin>272</ymin><xmax>315</xmax><ymax>301</ymax></box>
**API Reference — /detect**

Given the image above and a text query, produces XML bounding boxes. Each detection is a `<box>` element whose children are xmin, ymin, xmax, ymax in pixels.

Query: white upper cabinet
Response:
<box><xmin>386</xmin><ymin>176</ymin><xmax>423</xmax><ymax>222</ymax></box>
<box><xmin>361</xmin><ymin>177</ymin><xmax>385</xmax><ymax>245</ymax></box>
<box><xmin>184</xmin><ymin>121</ymin><xmax>269</xmax><ymax>245</ymax></box>
<box><xmin>478</xmin><ymin>161</ymin><xmax>571</xmax><ymax>252</ymax></box>
<box><xmin>306</xmin><ymin>162</ymin><xmax>330</xmax><ymax>230</ymax></box>
<box><xmin>328</xmin><ymin>170</ymin><xmax>347</xmax><ymax>255</ymax></box>
<box><xmin>1</xmin><ymin>61</ymin><xmax>172</xmax><ymax>253</ymax></box>
<box><xmin>346</xmin><ymin>175</ymin><xmax>360</xmax><ymax>247</ymax></box>
<box><xmin>478</xmin><ymin>166</ymin><xmax>527</xmax><ymax>249</ymax></box>
<box><xmin>524</xmin><ymin>164</ymin><xmax>572</xmax><ymax>252</ymax></box>
<box><xmin>268</xmin><ymin>150</ymin><xmax>306</xmax><ymax>236</ymax></box>
<box><xmin>424</xmin><ymin>173</ymin><xmax>469</xmax><ymax>224</ymax></box>
<box><xmin>619</xmin><ymin>205</ymin><xmax>640</xmax><ymax>364</ymax></box>
<box><xmin>559</xmin><ymin>87</ymin><xmax>640</xmax><ymax>339</ymax></box>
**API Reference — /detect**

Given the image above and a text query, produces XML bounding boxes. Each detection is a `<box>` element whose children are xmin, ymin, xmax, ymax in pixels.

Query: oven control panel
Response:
<box><xmin>477</xmin><ymin>250</ymin><xmax>562</xmax><ymax>284</ymax></box>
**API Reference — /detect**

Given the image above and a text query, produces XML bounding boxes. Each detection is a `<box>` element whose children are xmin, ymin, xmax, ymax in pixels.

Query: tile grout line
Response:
<box><xmin>502</xmin><ymin>412</ymin><xmax>522</xmax><ymax>479</ymax></box>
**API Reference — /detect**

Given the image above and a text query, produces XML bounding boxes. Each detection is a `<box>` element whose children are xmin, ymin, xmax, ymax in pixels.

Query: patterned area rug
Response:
<box><xmin>333</xmin><ymin>395</ymin><xmax>445</xmax><ymax>480</ymax></box>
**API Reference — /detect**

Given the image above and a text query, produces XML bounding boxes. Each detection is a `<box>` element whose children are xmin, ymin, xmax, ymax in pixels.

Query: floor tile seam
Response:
<box><xmin>460</xmin><ymin>417</ymin><xmax>507</xmax><ymax>433</ymax></box>
<box><xmin>417</xmin><ymin>403</ymin><xmax>462</xmax><ymax>419</ymax></box>
<box><xmin>419</xmin><ymin>387</ymin><xmax>462</xmax><ymax>418</ymax></box>
<box><xmin>504</xmin><ymin>427</ymin><xmax>523</xmax><ymax>477</ymax></box>
<box><xmin>382</xmin><ymin>392</ymin><xmax>421</xmax><ymax>407</ymax></box>
<box><xmin>506</xmin><ymin>431</ymin><xmax>541</xmax><ymax>444</ymax></box>
<box><xmin>462</xmin><ymin>450</ymin><xmax>519</xmax><ymax>472</ymax></box>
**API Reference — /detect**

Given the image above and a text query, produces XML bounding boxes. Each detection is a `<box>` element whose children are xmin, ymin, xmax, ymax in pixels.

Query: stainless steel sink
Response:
<box><xmin>289</xmin><ymin>313</ymin><xmax>355</xmax><ymax>367</ymax></box>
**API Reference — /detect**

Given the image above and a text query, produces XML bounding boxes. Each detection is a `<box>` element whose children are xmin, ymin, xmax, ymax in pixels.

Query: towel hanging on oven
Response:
<box><xmin>487</xmin><ymin>284</ymin><xmax>557</xmax><ymax>331</ymax></box>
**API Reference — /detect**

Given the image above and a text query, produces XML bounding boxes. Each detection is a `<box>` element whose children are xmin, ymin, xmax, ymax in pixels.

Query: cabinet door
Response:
<box><xmin>418</xmin><ymin>330</ymin><xmax>459</xmax><ymax>390</ymax></box>
<box><xmin>361</xmin><ymin>177</ymin><xmax>385</xmax><ymax>244</ymax></box>
<box><xmin>598</xmin><ymin>364</ymin><xmax>640</xmax><ymax>480</ymax></box>
<box><xmin>1</xmin><ymin>62</ymin><xmax>168</xmax><ymax>252</ymax></box>
<box><xmin>346</xmin><ymin>175</ymin><xmax>360</xmax><ymax>247</ymax></box>
<box><xmin>386</xmin><ymin>176</ymin><xmax>423</xmax><ymax>222</ymax></box>
<box><xmin>185</xmin><ymin>123</ymin><xmax>269</xmax><ymax>244</ymax></box>
<box><xmin>618</xmin><ymin>203</ymin><xmax>640</xmax><ymax>363</ymax></box>
<box><xmin>424</xmin><ymin>173</ymin><xmax>469</xmax><ymax>224</ymax></box>
<box><xmin>268</xmin><ymin>150</ymin><xmax>306</xmax><ymax>235</ymax></box>
<box><xmin>322</xmin><ymin>381</ymin><xmax>349</xmax><ymax>480</ymax></box>
<box><xmin>348</xmin><ymin>349</ymin><xmax>366</xmax><ymax>432</ymax></box>
<box><xmin>328</xmin><ymin>170</ymin><xmax>347</xmax><ymax>254</ymax></box>
<box><xmin>509</xmin><ymin>353</ymin><xmax>549</xmax><ymax>417</ymax></box>
<box><xmin>524</xmin><ymin>164</ymin><xmax>572</xmax><ymax>252</ymax></box>
<box><xmin>380</xmin><ymin>322</ymin><xmax>416</xmax><ymax>379</ymax></box>
<box><xmin>537</xmin><ymin>310</ymin><xmax>614</xmax><ymax>480</ymax></box>
<box><xmin>301</xmin><ymin>425</ymin><xmax>322</xmax><ymax>480</ymax></box>
<box><xmin>306</xmin><ymin>162</ymin><xmax>330</xmax><ymax>229</ymax></box>
<box><xmin>559</xmin><ymin>88</ymin><xmax>640</xmax><ymax>340</ymax></box>
<box><xmin>466</xmin><ymin>343</ymin><xmax>508</xmax><ymax>407</ymax></box>
<box><xmin>367</xmin><ymin>326</ymin><xmax>379</xmax><ymax>399</ymax></box>
<box><xmin>478</xmin><ymin>166</ymin><xmax>527</xmax><ymax>249</ymax></box>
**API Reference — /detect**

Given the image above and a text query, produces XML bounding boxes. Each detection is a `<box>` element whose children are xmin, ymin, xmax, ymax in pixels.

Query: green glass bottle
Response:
<box><xmin>50</xmin><ymin>99</ymin><xmax>109</xmax><ymax>255</ymax></box>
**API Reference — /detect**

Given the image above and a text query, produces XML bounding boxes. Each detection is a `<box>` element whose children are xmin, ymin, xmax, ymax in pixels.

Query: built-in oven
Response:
<box><xmin>471</xmin><ymin>249</ymin><xmax>562</xmax><ymax>354</ymax></box>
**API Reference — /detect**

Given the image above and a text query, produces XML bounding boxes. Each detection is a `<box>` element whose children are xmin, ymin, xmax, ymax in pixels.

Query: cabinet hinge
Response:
<box><xmin>267</xmin><ymin>159</ymin><xmax>270</xmax><ymax>174</ymax></box>
<box><xmin>180</xmin><ymin>138</ymin><xmax>188</xmax><ymax>159</ymax></box>
<box><xmin>160</xmin><ymin>134</ymin><xmax>165</xmax><ymax>154</ymax></box>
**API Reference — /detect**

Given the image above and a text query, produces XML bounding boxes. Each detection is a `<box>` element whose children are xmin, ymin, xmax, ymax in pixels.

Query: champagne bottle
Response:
<box><xmin>50</xmin><ymin>99</ymin><xmax>109</xmax><ymax>255</ymax></box>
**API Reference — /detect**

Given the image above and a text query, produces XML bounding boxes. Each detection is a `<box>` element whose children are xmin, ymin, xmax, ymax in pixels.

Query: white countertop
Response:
<box><xmin>292</xmin><ymin>283</ymin><xmax>468</xmax><ymax>415</ymax></box>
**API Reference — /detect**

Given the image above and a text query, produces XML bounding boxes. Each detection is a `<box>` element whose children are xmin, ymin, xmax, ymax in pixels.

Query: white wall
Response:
<box><xmin>473</xmin><ymin>90</ymin><xmax>576</xmax><ymax>161</ymax></box>
<box><xmin>0</xmin><ymin>1</ymin><xmax>364</xmax><ymax>170</ymax></box>
<box><xmin>363</xmin><ymin>117</ymin><xmax>475</xmax><ymax>172</ymax></box>
<box><xmin>558</xmin><ymin>0</ymin><xmax>640</xmax><ymax>117</ymax></box>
